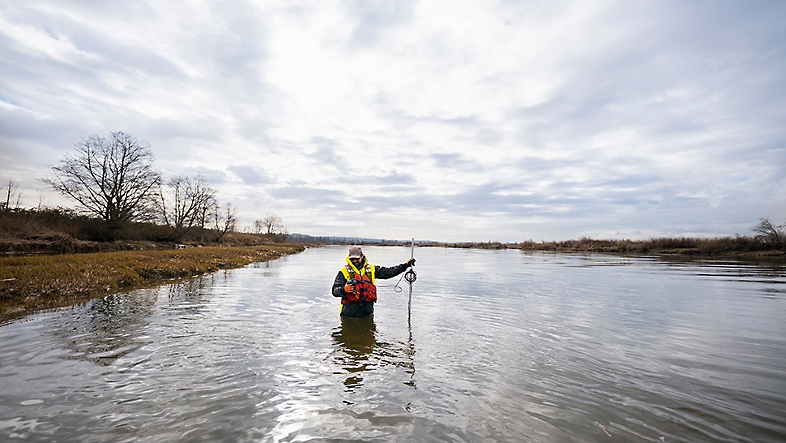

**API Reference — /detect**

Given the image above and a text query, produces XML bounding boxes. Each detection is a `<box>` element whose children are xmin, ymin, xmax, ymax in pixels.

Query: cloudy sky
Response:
<box><xmin>1</xmin><ymin>0</ymin><xmax>785</xmax><ymax>242</ymax></box>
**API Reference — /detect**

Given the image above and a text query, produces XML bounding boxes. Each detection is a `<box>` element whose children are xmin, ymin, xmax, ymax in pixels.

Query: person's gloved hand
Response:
<box><xmin>344</xmin><ymin>283</ymin><xmax>355</xmax><ymax>294</ymax></box>
<box><xmin>406</xmin><ymin>258</ymin><xmax>416</xmax><ymax>267</ymax></box>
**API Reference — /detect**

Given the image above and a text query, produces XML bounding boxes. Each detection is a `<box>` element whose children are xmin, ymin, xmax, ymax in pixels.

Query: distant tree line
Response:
<box><xmin>3</xmin><ymin>131</ymin><xmax>286</xmax><ymax>243</ymax></box>
<box><xmin>251</xmin><ymin>214</ymin><xmax>287</xmax><ymax>236</ymax></box>
<box><xmin>430</xmin><ymin>223</ymin><xmax>786</xmax><ymax>255</ymax></box>
<box><xmin>284</xmin><ymin>233</ymin><xmax>406</xmax><ymax>245</ymax></box>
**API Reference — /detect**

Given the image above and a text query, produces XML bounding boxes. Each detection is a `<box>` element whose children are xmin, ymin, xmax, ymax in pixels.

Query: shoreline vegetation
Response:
<box><xmin>298</xmin><ymin>231</ymin><xmax>786</xmax><ymax>259</ymax></box>
<box><xmin>0</xmin><ymin>244</ymin><xmax>305</xmax><ymax>323</ymax></box>
<box><xmin>303</xmin><ymin>237</ymin><xmax>786</xmax><ymax>258</ymax></box>
<box><xmin>417</xmin><ymin>236</ymin><xmax>786</xmax><ymax>258</ymax></box>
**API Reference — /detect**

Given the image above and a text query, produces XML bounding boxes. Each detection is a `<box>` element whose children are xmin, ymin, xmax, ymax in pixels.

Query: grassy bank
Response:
<box><xmin>425</xmin><ymin>236</ymin><xmax>785</xmax><ymax>258</ymax></box>
<box><xmin>0</xmin><ymin>244</ymin><xmax>305</xmax><ymax>322</ymax></box>
<box><xmin>0</xmin><ymin>207</ymin><xmax>287</xmax><ymax>254</ymax></box>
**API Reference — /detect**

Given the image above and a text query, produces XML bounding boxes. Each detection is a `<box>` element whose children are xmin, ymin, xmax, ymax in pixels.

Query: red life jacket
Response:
<box><xmin>340</xmin><ymin>262</ymin><xmax>377</xmax><ymax>305</ymax></box>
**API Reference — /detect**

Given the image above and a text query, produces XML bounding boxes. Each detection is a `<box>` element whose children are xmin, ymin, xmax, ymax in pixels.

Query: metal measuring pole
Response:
<box><xmin>407</xmin><ymin>238</ymin><xmax>415</xmax><ymax>317</ymax></box>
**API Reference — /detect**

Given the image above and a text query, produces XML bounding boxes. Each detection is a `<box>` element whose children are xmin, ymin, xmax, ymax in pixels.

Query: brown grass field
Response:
<box><xmin>0</xmin><ymin>244</ymin><xmax>305</xmax><ymax>322</ymax></box>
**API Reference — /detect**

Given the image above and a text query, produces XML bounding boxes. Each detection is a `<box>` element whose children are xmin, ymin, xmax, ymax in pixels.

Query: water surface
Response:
<box><xmin>1</xmin><ymin>246</ymin><xmax>785</xmax><ymax>442</ymax></box>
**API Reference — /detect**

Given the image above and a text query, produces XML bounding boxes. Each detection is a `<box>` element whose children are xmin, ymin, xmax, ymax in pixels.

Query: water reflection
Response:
<box><xmin>330</xmin><ymin>316</ymin><xmax>416</xmax><ymax>392</ymax></box>
<box><xmin>331</xmin><ymin>316</ymin><xmax>377</xmax><ymax>391</ymax></box>
<box><xmin>247</xmin><ymin>258</ymin><xmax>281</xmax><ymax>277</ymax></box>
<box><xmin>48</xmin><ymin>278</ymin><xmax>214</xmax><ymax>367</ymax></box>
<box><xmin>50</xmin><ymin>289</ymin><xmax>158</xmax><ymax>366</ymax></box>
<box><xmin>163</xmin><ymin>278</ymin><xmax>213</xmax><ymax>315</ymax></box>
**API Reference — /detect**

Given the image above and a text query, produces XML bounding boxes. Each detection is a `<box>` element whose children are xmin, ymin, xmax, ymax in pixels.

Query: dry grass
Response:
<box><xmin>426</xmin><ymin>236</ymin><xmax>785</xmax><ymax>257</ymax></box>
<box><xmin>0</xmin><ymin>208</ymin><xmax>283</xmax><ymax>254</ymax></box>
<box><xmin>0</xmin><ymin>244</ymin><xmax>305</xmax><ymax>321</ymax></box>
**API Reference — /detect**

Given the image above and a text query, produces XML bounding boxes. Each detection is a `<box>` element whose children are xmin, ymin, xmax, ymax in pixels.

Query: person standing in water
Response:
<box><xmin>331</xmin><ymin>246</ymin><xmax>415</xmax><ymax>317</ymax></box>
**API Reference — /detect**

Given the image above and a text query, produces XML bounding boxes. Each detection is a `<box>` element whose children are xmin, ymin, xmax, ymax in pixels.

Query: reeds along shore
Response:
<box><xmin>426</xmin><ymin>236</ymin><xmax>785</xmax><ymax>256</ymax></box>
<box><xmin>0</xmin><ymin>244</ymin><xmax>305</xmax><ymax>322</ymax></box>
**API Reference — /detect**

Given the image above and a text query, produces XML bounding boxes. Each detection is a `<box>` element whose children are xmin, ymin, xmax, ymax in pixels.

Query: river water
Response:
<box><xmin>1</xmin><ymin>246</ymin><xmax>785</xmax><ymax>442</ymax></box>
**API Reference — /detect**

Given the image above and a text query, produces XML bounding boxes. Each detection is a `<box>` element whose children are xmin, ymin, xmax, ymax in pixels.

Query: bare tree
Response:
<box><xmin>252</xmin><ymin>219</ymin><xmax>264</xmax><ymax>234</ymax></box>
<box><xmin>197</xmin><ymin>195</ymin><xmax>217</xmax><ymax>229</ymax></box>
<box><xmin>36</xmin><ymin>188</ymin><xmax>50</xmax><ymax>211</ymax></box>
<box><xmin>2</xmin><ymin>178</ymin><xmax>23</xmax><ymax>210</ymax></box>
<box><xmin>43</xmin><ymin>132</ymin><xmax>161</xmax><ymax>232</ymax></box>
<box><xmin>157</xmin><ymin>174</ymin><xmax>215</xmax><ymax>241</ymax></box>
<box><xmin>752</xmin><ymin>218</ymin><xmax>785</xmax><ymax>247</ymax></box>
<box><xmin>213</xmin><ymin>202</ymin><xmax>236</xmax><ymax>242</ymax></box>
<box><xmin>261</xmin><ymin>214</ymin><xmax>286</xmax><ymax>235</ymax></box>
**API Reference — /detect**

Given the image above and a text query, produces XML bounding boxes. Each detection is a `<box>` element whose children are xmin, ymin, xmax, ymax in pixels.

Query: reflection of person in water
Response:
<box><xmin>331</xmin><ymin>315</ymin><xmax>377</xmax><ymax>390</ymax></box>
<box><xmin>331</xmin><ymin>315</ymin><xmax>417</xmax><ymax>392</ymax></box>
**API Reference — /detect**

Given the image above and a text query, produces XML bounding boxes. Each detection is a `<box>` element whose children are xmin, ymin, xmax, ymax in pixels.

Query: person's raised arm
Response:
<box><xmin>375</xmin><ymin>258</ymin><xmax>415</xmax><ymax>279</ymax></box>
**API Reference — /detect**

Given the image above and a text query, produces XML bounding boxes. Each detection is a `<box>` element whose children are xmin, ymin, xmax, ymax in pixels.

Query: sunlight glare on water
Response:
<box><xmin>1</xmin><ymin>246</ymin><xmax>785</xmax><ymax>442</ymax></box>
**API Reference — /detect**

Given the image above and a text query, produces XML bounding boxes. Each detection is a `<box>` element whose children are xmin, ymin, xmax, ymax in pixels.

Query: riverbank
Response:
<box><xmin>0</xmin><ymin>244</ymin><xmax>305</xmax><ymax>322</ymax></box>
<box><xmin>422</xmin><ymin>237</ymin><xmax>785</xmax><ymax>259</ymax></box>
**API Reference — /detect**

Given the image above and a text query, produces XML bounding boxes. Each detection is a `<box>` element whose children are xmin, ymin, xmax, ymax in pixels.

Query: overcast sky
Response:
<box><xmin>1</xmin><ymin>0</ymin><xmax>785</xmax><ymax>242</ymax></box>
